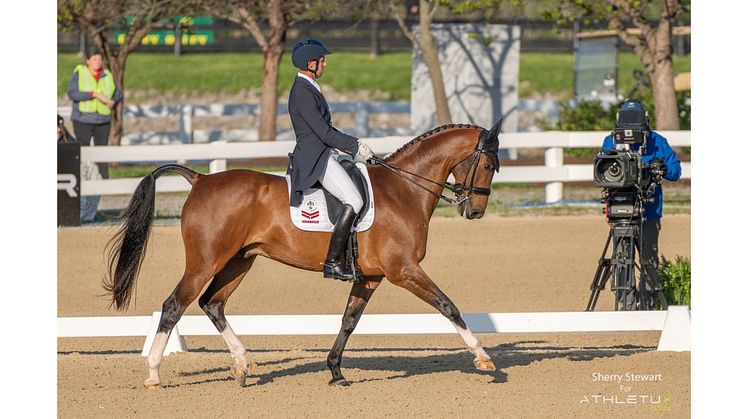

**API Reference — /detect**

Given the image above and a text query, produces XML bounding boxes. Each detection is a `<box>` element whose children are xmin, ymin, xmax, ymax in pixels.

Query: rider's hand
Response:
<box><xmin>357</xmin><ymin>141</ymin><xmax>375</xmax><ymax>161</ymax></box>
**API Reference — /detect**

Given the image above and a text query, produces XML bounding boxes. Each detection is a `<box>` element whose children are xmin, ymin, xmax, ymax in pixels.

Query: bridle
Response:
<box><xmin>370</xmin><ymin>128</ymin><xmax>500</xmax><ymax>205</ymax></box>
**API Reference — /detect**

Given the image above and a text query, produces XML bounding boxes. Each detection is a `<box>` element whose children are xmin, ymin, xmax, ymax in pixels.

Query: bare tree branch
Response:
<box><xmin>608</xmin><ymin>0</ymin><xmax>653</xmax><ymax>40</ymax></box>
<box><xmin>122</xmin><ymin>21</ymin><xmax>156</xmax><ymax>57</ymax></box>
<box><xmin>429</xmin><ymin>0</ymin><xmax>438</xmax><ymax>20</ymax></box>
<box><xmin>203</xmin><ymin>1</ymin><xmax>269</xmax><ymax>50</ymax></box>
<box><xmin>390</xmin><ymin>1</ymin><xmax>419</xmax><ymax>47</ymax></box>
<box><xmin>610</xmin><ymin>16</ymin><xmax>654</xmax><ymax>72</ymax></box>
<box><xmin>237</xmin><ymin>8</ymin><xmax>269</xmax><ymax>50</ymax></box>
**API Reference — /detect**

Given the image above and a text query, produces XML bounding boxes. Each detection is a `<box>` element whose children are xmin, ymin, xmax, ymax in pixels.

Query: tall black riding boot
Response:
<box><xmin>324</xmin><ymin>204</ymin><xmax>358</xmax><ymax>281</ymax></box>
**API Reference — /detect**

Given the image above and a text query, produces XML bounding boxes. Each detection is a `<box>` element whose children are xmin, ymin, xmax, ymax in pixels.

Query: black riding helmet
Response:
<box><xmin>291</xmin><ymin>38</ymin><xmax>332</xmax><ymax>77</ymax></box>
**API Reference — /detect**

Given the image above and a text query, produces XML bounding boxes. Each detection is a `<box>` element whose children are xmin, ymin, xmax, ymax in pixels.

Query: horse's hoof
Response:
<box><xmin>329</xmin><ymin>377</ymin><xmax>350</xmax><ymax>386</ymax></box>
<box><xmin>143</xmin><ymin>379</ymin><xmax>161</xmax><ymax>390</ymax></box>
<box><xmin>231</xmin><ymin>368</ymin><xmax>248</xmax><ymax>387</ymax></box>
<box><xmin>474</xmin><ymin>359</ymin><xmax>496</xmax><ymax>371</ymax></box>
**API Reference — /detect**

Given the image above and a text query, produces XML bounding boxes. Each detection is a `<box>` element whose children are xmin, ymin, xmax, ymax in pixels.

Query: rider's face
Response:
<box><xmin>308</xmin><ymin>56</ymin><xmax>326</xmax><ymax>78</ymax></box>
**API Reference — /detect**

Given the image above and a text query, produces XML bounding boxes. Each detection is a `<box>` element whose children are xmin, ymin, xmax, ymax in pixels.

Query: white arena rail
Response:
<box><xmin>57</xmin><ymin>306</ymin><xmax>691</xmax><ymax>356</ymax></box>
<box><xmin>78</xmin><ymin>131</ymin><xmax>691</xmax><ymax>203</ymax></box>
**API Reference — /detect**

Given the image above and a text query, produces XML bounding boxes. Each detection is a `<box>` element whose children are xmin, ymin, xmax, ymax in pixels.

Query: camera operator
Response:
<box><xmin>601</xmin><ymin>100</ymin><xmax>682</xmax><ymax>307</ymax></box>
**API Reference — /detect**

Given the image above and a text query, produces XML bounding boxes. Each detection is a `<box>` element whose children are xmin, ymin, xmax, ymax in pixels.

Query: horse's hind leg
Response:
<box><xmin>385</xmin><ymin>263</ymin><xmax>496</xmax><ymax>371</ymax></box>
<box><xmin>198</xmin><ymin>254</ymin><xmax>256</xmax><ymax>387</ymax></box>
<box><xmin>144</xmin><ymin>269</ymin><xmax>213</xmax><ymax>389</ymax></box>
<box><xmin>327</xmin><ymin>277</ymin><xmax>383</xmax><ymax>386</ymax></box>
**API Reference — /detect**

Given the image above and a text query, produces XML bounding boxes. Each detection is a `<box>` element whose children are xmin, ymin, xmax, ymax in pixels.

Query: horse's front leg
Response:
<box><xmin>327</xmin><ymin>277</ymin><xmax>383</xmax><ymax>386</ymax></box>
<box><xmin>385</xmin><ymin>263</ymin><xmax>495</xmax><ymax>371</ymax></box>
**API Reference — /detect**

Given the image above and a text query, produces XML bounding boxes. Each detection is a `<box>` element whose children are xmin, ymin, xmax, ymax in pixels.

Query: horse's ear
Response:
<box><xmin>487</xmin><ymin>118</ymin><xmax>502</xmax><ymax>145</ymax></box>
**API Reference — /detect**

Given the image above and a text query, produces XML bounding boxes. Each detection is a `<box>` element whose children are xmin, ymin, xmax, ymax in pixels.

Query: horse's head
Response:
<box><xmin>450</xmin><ymin>120</ymin><xmax>501</xmax><ymax>219</ymax></box>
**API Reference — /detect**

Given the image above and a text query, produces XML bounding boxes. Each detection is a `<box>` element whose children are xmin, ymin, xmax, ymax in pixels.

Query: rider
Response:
<box><xmin>287</xmin><ymin>38</ymin><xmax>376</xmax><ymax>282</ymax></box>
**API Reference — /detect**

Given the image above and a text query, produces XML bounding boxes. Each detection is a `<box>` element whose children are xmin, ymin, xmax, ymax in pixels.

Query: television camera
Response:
<box><xmin>586</xmin><ymin>100</ymin><xmax>669</xmax><ymax>311</ymax></box>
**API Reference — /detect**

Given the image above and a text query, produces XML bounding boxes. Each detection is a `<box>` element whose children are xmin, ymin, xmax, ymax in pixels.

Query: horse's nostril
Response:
<box><xmin>469</xmin><ymin>210</ymin><xmax>483</xmax><ymax>219</ymax></box>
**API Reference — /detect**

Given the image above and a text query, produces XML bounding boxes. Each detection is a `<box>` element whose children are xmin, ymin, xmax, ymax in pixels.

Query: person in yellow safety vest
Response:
<box><xmin>66</xmin><ymin>47</ymin><xmax>122</xmax><ymax>222</ymax></box>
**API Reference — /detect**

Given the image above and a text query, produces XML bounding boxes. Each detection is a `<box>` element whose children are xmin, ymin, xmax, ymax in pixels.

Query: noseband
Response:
<box><xmin>371</xmin><ymin>128</ymin><xmax>500</xmax><ymax>205</ymax></box>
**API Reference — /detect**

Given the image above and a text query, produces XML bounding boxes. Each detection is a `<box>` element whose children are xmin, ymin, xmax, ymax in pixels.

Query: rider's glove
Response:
<box><xmin>356</xmin><ymin>141</ymin><xmax>375</xmax><ymax>161</ymax></box>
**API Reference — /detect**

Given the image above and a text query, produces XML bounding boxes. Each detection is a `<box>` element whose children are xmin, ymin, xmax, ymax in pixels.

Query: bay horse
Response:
<box><xmin>104</xmin><ymin>122</ymin><xmax>502</xmax><ymax>389</ymax></box>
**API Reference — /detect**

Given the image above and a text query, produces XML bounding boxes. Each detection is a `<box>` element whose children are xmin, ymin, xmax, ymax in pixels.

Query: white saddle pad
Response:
<box><xmin>286</xmin><ymin>162</ymin><xmax>375</xmax><ymax>232</ymax></box>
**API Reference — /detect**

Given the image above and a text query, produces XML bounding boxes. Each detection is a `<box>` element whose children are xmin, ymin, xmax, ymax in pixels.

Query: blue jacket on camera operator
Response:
<box><xmin>601</xmin><ymin>100</ymin><xmax>682</xmax><ymax>220</ymax></box>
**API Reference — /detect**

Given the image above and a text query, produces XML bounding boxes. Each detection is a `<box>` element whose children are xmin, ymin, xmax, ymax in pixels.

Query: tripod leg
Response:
<box><xmin>587</xmin><ymin>230</ymin><xmax>613</xmax><ymax>311</ymax></box>
<box><xmin>626</xmin><ymin>235</ymin><xmax>638</xmax><ymax>311</ymax></box>
<box><xmin>613</xmin><ymin>235</ymin><xmax>637</xmax><ymax>311</ymax></box>
<box><xmin>656</xmin><ymin>289</ymin><xmax>669</xmax><ymax>309</ymax></box>
<box><xmin>587</xmin><ymin>261</ymin><xmax>611</xmax><ymax>311</ymax></box>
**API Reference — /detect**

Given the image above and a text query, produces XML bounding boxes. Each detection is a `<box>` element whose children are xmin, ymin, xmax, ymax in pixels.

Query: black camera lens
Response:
<box><xmin>602</xmin><ymin>161</ymin><xmax>623</xmax><ymax>182</ymax></box>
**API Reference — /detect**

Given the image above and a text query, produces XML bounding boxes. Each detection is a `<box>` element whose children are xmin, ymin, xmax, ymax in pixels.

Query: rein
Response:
<box><xmin>369</xmin><ymin>129</ymin><xmax>499</xmax><ymax>206</ymax></box>
<box><xmin>370</xmin><ymin>156</ymin><xmax>465</xmax><ymax>205</ymax></box>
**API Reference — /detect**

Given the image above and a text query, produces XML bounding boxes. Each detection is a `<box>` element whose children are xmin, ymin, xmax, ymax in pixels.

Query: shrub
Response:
<box><xmin>554</xmin><ymin>99</ymin><xmax>618</xmax><ymax>131</ymax></box>
<box><xmin>658</xmin><ymin>255</ymin><xmax>691</xmax><ymax>308</ymax></box>
<box><xmin>539</xmin><ymin>99</ymin><xmax>616</xmax><ymax>158</ymax></box>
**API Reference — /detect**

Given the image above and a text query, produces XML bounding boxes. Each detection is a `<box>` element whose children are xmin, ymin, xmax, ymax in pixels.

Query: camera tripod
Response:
<box><xmin>586</xmin><ymin>218</ymin><xmax>668</xmax><ymax>311</ymax></box>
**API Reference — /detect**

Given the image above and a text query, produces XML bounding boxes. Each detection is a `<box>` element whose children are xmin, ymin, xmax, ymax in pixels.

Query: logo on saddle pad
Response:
<box><xmin>301</xmin><ymin>200</ymin><xmax>320</xmax><ymax>223</ymax></box>
<box><xmin>285</xmin><ymin>162</ymin><xmax>376</xmax><ymax>233</ymax></box>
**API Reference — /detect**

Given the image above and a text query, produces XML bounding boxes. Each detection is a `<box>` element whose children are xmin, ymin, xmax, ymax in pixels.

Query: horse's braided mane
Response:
<box><xmin>384</xmin><ymin>123</ymin><xmax>483</xmax><ymax>161</ymax></box>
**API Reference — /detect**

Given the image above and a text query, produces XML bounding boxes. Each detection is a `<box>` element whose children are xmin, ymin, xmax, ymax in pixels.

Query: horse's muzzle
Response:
<box><xmin>458</xmin><ymin>201</ymin><xmax>484</xmax><ymax>219</ymax></box>
<box><xmin>466</xmin><ymin>209</ymin><xmax>484</xmax><ymax>219</ymax></box>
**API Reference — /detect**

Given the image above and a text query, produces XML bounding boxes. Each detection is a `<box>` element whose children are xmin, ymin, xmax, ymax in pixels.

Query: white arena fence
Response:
<box><xmin>78</xmin><ymin>130</ymin><xmax>691</xmax><ymax>203</ymax></box>
<box><xmin>57</xmin><ymin>307</ymin><xmax>692</xmax><ymax>356</ymax></box>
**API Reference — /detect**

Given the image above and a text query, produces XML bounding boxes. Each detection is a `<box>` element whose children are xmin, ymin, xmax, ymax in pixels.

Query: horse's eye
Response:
<box><xmin>483</xmin><ymin>164</ymin><xmax>492</xmax><ymax>171</ymax></box>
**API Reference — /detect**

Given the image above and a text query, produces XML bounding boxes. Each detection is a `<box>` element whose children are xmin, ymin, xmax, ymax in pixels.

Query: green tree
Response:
<box><xmin>543</xmin><ymin>0</ymin><xmax>690</xmax><ymax>130</ymax></box>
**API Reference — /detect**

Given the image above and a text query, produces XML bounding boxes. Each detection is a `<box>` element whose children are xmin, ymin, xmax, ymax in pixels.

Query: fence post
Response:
<box><xmin>545</xmin><ymin>147</ymin><xmax>563</xmax><ymax>203</ymax></box>
<box><xmin>179</xmin><ymin>104</ymin><xmax>193</xmax><ymax>144</ymax></box>
<box><xmin>354</xmin><ymin>102</ymin><xmax>370</xmax><ymax>138</ymax></box>
<box><xmin>209</xmin><ymin>141</ymin><xmax>227</xmax><ymax>174</ymax></box>
<box><xmin>370</xmin><ymin>19</ymin><xmax>381</xmax><ymax>58</ymax></box>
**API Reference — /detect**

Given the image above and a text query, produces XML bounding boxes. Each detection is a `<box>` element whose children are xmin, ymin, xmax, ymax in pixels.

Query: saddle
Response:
<box><xmin>322</xmin><ymin>159</ymin><xmax>371</xmax><ymax>226</ymax></box>
<box><xmin>285</xmin><ymin>153</ymin><xmax>375</xmax><ymax>232</ymax></box>
<box><xmin>286</xmin><ymin>154</ymin><xmax>375</xmax><ymax>276</ymax></box>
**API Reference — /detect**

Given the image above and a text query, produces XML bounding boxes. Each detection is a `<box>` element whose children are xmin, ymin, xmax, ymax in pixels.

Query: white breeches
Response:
<box><xmin>319</xmin><ymin>153</ymin><xmax>363</xmax><ymax>214</ymax></box>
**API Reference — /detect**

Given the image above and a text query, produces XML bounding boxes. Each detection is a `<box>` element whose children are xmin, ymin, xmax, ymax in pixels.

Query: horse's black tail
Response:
<box><xmin>103</xmin><ymin>164</ymin><xmax>200</xmax><ymax>311</ymax></box>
